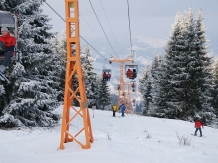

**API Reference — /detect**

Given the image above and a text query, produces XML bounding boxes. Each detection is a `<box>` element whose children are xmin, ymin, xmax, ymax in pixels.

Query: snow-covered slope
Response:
<box><xmin>0</xmin><ymin>105</ymin><xmax>218</xmax><ymax>163</ymax></box>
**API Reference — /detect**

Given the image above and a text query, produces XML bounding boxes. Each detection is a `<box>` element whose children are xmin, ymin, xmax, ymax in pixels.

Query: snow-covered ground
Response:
<box><xmin>0</xmin><ymin>105</ymin><xmax>218</xmax><ymax>163</ymax></box>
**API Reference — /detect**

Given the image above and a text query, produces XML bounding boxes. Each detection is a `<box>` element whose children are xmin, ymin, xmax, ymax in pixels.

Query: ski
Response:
<box><xmin>191</xmin><ymin>134</ymin><xmax>205</xmax><ymax>138</ymax></box>
<box><xmin>0</xmin><ymin>72</ymin><xmax>10</xmax><ymax>83</ymax></box>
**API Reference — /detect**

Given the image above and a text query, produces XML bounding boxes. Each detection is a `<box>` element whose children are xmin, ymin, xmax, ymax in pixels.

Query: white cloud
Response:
<box><xmin>136</xmin><ymin>36</ymin><xmax>167</xmax><ymax>48</ymax></box>
<box><xmin>134</xmin><ymin>56</ymin><xmax>152</xmax><ymax>65</ymax></box>
<box><xmin>130</xmin><ymin>45</ymin><xmax>151</xmax><ymax>51</ymax></box>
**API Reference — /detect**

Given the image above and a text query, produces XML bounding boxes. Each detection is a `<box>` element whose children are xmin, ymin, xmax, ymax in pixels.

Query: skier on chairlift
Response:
<box><xmin>0</xmin><ymin>27</ymin><xmax>16</xmax><ymax>74</ymax></box>
<box><xmin>107</xmin><ymin>72</ymin><xmax>111</xmax><ymax>81</ymax></box>
<box><xmin>103</xmin><ymin>72</ymin><xmax>107</xmax><ymax>81</ymax></box>
<box><xmin>126</xmin><ymin>69</ymin><xmax>132</xmax><ymax>78</ymax></box>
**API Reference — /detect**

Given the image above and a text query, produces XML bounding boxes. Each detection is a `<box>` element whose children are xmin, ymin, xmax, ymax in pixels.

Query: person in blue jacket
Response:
<box><xmin>120</xmin><ymin>104</ymin><xmax>126</xmax><ymax>117</ymax></box>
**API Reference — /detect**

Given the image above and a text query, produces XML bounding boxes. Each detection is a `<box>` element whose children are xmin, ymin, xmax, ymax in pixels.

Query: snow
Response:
<box><xmin>0</xmin><ymin>105</ymin><xmax>218</xmax><ymax>163</ymax></box>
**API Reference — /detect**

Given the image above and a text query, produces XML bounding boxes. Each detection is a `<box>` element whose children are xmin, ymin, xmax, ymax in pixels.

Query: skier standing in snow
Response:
<box><xmin>120</xmin><ymin>104</ymin><xmax>126</xmax><ymax>117</ymax></box>
<box><xmin>112</xmin><ymin>104</ymin><xmax>117</xmax><ymax>117</ymax></box>
<box><xmin>194</xmin><ymin>117</ymin><xmax>204</xmax><ymax>137</ymax></box>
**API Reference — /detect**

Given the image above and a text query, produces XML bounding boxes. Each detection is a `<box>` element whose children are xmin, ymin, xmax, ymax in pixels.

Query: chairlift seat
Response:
<box><xmin>102</xmin><ymin>69</ymin><xmax>111</xmax><ymax>73</ymax></box>
<box><xmin>0</xmin><ymin>11</ymin><xmax>16</xmax><ymax>27</ymax></box>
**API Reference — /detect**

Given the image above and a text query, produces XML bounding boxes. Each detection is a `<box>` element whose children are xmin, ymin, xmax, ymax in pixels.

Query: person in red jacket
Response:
<box><xmin>194</xmin><ymin>117</ymin><xmax>204</xmax><ymax>137</ymax></box>
<box><xmin>103</xmin><ymin>72</ymin><xmax>107</xmax><ymax>81</ymax></box>
<box><xmin>0</xmin><ymin>27</ymin><xmax>16</xmax><ymax>74</ymax></box>
<box><xmin>126</xmin><ymin>69</ymin><xmax>132</xmax><ymax>78</ymax></box>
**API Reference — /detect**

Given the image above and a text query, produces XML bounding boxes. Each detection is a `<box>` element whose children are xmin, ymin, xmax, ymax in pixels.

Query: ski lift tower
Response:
<box><xmin>123</xmin><ymin>83</ymin><xmax>133</xmax><ymax>114</ymax></box>
<box><xmin>109</xmin><ymin>54</ymin><xmax>133</xmax><ymax>109</ymax></box>
<box><xmin>60</xmin><ymin>0</ymin><xmax>93</xmax><ymax>150</ymax></box>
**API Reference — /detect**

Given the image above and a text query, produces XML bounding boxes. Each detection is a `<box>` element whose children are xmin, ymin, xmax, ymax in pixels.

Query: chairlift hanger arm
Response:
<box><xmin>109</xmin><ymin>54</ymin><xmax>133</xmax><ymax>63</ymax></box>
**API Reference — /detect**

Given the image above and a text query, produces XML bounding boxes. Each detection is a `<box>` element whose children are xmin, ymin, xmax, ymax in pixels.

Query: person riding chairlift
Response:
<box><xmin>132</xmin><ymin>83</ymin><xmax>135</xmax><ymax>88</ymax></box>
<box><xmin>0</xmin><ymin>27</ymin><xmax>16</xmax><ymax>74</ymax></box>
<box><xmin>126</xmin><ymin>69</ymin><xmax>132</xmax><ymax>78</ymax></box>
<box><xmin>107</xmin><ymin>72</ymin><xmax>111</xmax><ymax>81</ymax></box>
<box><xmin>132</xmin><ymin>69</ymin><xmax>137</xmax><ymax>78</ymax></box>
<box><xmin>103</xmin><ymin>72</ymin><xmax>107</xmax><ymax>81</ymax></box>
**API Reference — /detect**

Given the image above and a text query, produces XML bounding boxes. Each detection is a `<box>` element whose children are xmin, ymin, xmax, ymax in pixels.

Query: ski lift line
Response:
<box><xmin>88</xmin><ymin>0</ymin><xmax>120</xmax><ymax>59</ymax></box>
<box><xmin>80</xmin><ymin>13</ymin><xmax>113</xmax><ymax>55</ymax></box>
<box><xmin>44</xmin><ymin>1</ymin><xmax>65</xmax><ymax>22</ymax></box>
<box><xmin>45</xmin><ymin>1</ymin><xmax>120</xmax><ymax>78</ymax></box>
<box><xmin>99</xmin><ymin>0</ymin><xmax>124</xmax><ymax>58</ymax></box>
<box><xmin>44</xmin><ymin>1</ymin><xmax>108</xmax><ymax>60</ymax></box>
<box><xmin>126</xmin><ymin>0</ymin><xmax>133</xmax><ymax>53</ymax></box>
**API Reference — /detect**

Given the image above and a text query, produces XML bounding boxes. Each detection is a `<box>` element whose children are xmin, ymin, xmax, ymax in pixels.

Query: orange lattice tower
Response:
<box><xmin>60</xmin><ymin>0</ymin><xmax>93</xmax><ymax>149</ymax></box>
<box><xmin>109</xmin><ymin>54</ymin><xmax>133</xmax><ymax>109</ymax></box>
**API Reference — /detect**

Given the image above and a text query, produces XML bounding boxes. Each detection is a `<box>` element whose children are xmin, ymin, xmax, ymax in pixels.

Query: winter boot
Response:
<box><xmin>0</xmin><ymin>65</ymin><xmax>6</xmax><ymax>74</ymax></box>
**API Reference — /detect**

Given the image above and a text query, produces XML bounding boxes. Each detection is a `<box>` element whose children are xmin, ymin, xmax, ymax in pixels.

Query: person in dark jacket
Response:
<box><xmin>120</xmin><ymin>104</ymin><xmax>126</xmax><ymax>117</ymax></box>
<box><xmin>194</xmin><ymin>117</ymin><xmax>204</xmax><ymax>137</ymax></box>
<box><xmin>0</xmin><ymin>27</ymin><xmax>16</xmax><ymax>74</ymax></box>
<box><xmin>107</xmin><ymin>72</ymin><xmax>111</xmax><ymax>81</ymax></box>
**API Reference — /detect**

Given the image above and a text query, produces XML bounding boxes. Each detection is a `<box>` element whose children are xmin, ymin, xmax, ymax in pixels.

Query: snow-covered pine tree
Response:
<box><xmin>138</xmin><ymin>64</ymin><xmax>149</xmax><ymax>94</ymax></box>
<box><xmin>154</xmin><ymin>57</ymin><xmax>168</xmax><ymax>118</ymax></box>
<box><xmin>212</xmin><ymin>59</ymin><xmax>218</xmax><ymax>128</ymax></box>
<box><xmin>138</xmin><ymin>64</ymin><xmax>149</xmax><ymax>114</ymax></box>
<box><xmin>92</xmin><ymin>75</ymin><xmax>102</xmax><ymax>109</ymax></box>
<box><xmin>157</xmin><ymin>11</ymin><xmax>183</xmax><ymax>118</ymax></box>
<box><xmin>149</xmin><ymin>55</ymin><xmax>164</xmax><ymax>116</ymax></box>
<box><xmin>97</xmin><ymin>78</ymin><xmax>111</xmax><ymax>110</ymax></box>
<box><xmin>159</xmin><ymin>8</ymin><xmax>215</xmax><ymax>125</ymax></box>
<box><xmin>212</xmin><ymin>59</ymin><xmax>218</xmax><ymax>115</ymax></box>
<box><xmin>82</xmin><ymin>45</ymin><xmax>97</xmax><ymax>106</ymax></box>
<box><xmin>48</xmin><ymin>35</ymin><xmax>66</xmax><ymax>101</ymax></box>
<box><xmin>142</xmin><ymin>71</ymin><xmax>152</xmax><ymax>116</ymax></box>
<box><xmin>90</xmin><ymin>74</ymin><xmax>99</xmax><ymax>107</ymax></box>
<box><xmin>192</xmin><ymin>10</ymin><xmax>215</xmax><ymax>124</ymax></box>
<box><xmin>0</xmin><ymin>0</ymin><xmax>61</xmax><ymax>127</ymax></box>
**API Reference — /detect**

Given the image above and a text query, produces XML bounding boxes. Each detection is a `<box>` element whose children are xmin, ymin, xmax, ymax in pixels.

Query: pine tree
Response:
<box><xmin>82</xmin><ymin>45</ymin><xmax>96</xmax><ymax>106</ymax></box>
<box><xmin>157</xmin><ymin>11</ymin><xmax>184</xmax><ymax>118</ymax></box>
<box><xmin>142</xmin><ymin>71</ymin><xmax>152</xmax><ymax>116</ymax></box>
<box><xmin>0</xmin><ymin>0</ymin><xmax>62</xmax><ymax>127</ymax></box>
<box><xmin>193</xmin><ymin>10</ymin><xmax>215</xmax><ymax>124</ymax></box>
<box><xmin>149</xmin><ymin>55</ymin><xmax>164</xmax><ymax>116</ymax></box>
<box><xmin>138</xmin><ymin>64</ymin><xmax>149</xmax><ymax>94</ymax></box>
<box><xmin>158</xmin><ymin>8</ymin><xmax>215</xmax><ymax>124</ymax></box>
<box><xmin>97</xmin><ymin>79</ymin><xmax>111</xmax><ymax>110</ymax></box>
<box><xmin>212</xmin><ymin>59</ymin><xmax>218</xmax><ymax>114</ymax></box>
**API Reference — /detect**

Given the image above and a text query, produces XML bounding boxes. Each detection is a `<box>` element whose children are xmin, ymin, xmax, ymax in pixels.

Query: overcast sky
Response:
<box><xmin>42</xmin><ymin>0</ymin><xmax>218</xmax><ymax>72</ymax></box>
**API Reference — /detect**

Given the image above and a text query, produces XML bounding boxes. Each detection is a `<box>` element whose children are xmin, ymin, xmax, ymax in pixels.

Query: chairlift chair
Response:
<box><xmin>133</xmin><ymin>99</ymin><xmax>136</xmax><ymax>106</ymax></box>
<box><xmin>125</xmin><ymin>64</ymin><xmax>138</xmax><ymax>79</ymax></box>
<box><xmin>117</xmin><ymin>84</ymin><xmax>120</xmax><ymax>90</ymax></box>
<box><xmin>130</xmin><ymin>80</ymin><xmax>136</xmax><ymax>88</ymax></box>
<box><xmin>0</xmin><ymin>10</ymin><xmax>19</xmax><ymax>61</ymax></box>
<box><xmin>102</xmin><ymin>69</ymin><xmax>111</xmax><ymax>81</ymax></box>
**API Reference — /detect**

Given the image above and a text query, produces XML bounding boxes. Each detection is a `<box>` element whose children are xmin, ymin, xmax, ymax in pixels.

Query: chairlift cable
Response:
<box><xmin>99</xmin><ymin>0</ymin><xmax>123</xmax><ymax>58</ymax></box>
<box><xmin>44</xmin><ymin>1</ymin><xmax>108</xmax><ymax>60</ymax></box>
<box><xmin>88</xmin><ymin>0</ymin><xmax>120</xmax><ymax>59</ymax></box>
<box><xmin>126</xmin><ymin>0</ymin><xmax>133</xmax><ymax>53</ymax></box>
<box><xmin>44</xmin><ymin>1</ymin><xmax>120</xmax><ymax>80</ymax></box>
<box><xmin>80</xmin><ymin>13</ymin><xmax>113</xmax><ymax>55</ymax></box>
